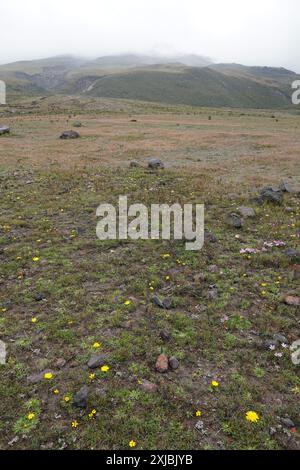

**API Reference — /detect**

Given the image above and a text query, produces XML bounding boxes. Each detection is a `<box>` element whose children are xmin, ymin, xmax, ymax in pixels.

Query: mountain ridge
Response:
<box><xmin>0</xmin><ymin>54</ymin><xmax>298</xmax><ymax>108</ymax></box>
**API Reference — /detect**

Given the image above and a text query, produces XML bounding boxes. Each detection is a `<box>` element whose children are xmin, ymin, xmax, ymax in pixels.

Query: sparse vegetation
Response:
<box><xmin>0</xmin><ymin>96</ymin><xmax>299</xmax><ymax>450</ymax></box>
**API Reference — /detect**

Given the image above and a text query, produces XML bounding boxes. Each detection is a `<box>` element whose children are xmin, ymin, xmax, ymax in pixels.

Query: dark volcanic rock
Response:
<box><xmin>0</xmin><ymin>126</ymin><xmax>10</xmax><ymax>135</ymax></box>
<box><xmin>204</xmin><ymin>229</ymin><xmax>218</xmax><ymax>243</ymax></box>
<box><xmin>280</xmin><ymin>417</ymin><xmax>295</xmax><ymax>429</ymax></box>
<box><xmin>34</xmin><ymin>293</ymin><xmax>45</xmax><ymax>302</ymax></box>
<box><xmin>159</xmin><ymin>330</ymin><xmax>171</xmax><ymax>342</ymax></box>
<box><xmin>87</xmin><ymin>353</ymin><xmax>109</xmax><ymax>369</ymax></box>
<box><xmin>260</xmin><ymin>187</ymin><xmax>283</xmax><ymax>205</ymax></box>
<box><xmin>153</xmin><ymin>296</ymin><xmax>172</xmax><ymax>309</ymax></box>
<box><xmin>169</xmin><ymin>356</ymin><xmax>179</xmax><ymax>370</ymax></box>
<box><xmin>60</xmin><ymin>130</ymin><xmax>80</xmax><ymax>139</ymax></box>
<box><xmin>225</xmin><ymin>213</ymin><xmax>243</xmax><ymax>229</ymax></box>
<box><xmin>148</xmin><ymin>158</ymin><xmax>164</xmax><ymax>170</ymax></box>
<box><xmin>73</xmin><ymin>385</ymin><xmax>88</xmax><ymax>408</ymax></box>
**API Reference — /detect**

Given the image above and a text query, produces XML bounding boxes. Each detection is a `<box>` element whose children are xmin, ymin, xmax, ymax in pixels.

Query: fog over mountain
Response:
<box><xmin>1</xmin><ymin>0</ymin><xmax>299</xmax><ymax>72</ymax></box>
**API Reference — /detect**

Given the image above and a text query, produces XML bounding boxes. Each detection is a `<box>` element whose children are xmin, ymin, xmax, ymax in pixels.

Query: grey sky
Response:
<box><xmin>1</xmin><ymin>0</ymin><xmax>300</xmax><ymax>72</ymax></box>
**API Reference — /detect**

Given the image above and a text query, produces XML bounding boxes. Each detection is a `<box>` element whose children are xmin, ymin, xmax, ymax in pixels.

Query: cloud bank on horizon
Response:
<box><xmin>1</xmin><ymin>0</ymin><xmax>299</xmax><ymax>72</ymax></box>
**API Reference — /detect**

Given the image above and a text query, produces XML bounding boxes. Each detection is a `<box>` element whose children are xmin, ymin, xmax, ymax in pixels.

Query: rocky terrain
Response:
<box><xmin>0</xmin><ymin>96</ymin><xmax>299</xmax><ymax>450</ymax></box>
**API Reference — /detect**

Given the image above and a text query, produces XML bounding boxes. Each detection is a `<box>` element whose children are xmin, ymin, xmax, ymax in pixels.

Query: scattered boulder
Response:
<box><xmin>27</xmin><ymin>369</ymin><xmax>53</xmax><ymax>384</ymax></box>
<box><xmin>225</xmin><ymin>213</ymin><xmax>243</xmax><ymax>229</ymax></box>
<box><xmin>60</xmin><ymin>130</ymin><xmax>80</xmax><ymax>139</ymax></box>
<box><xmin>73</xmin><ymin>385</ymin><xmax>88</xmax><ymax>408</ymax></box>
<box><xmin>72</xmin><ymin>122</ymin><xmax>82</xmax><ymax>128</ymax></box>
<box><xmin>148</xmin><ymin>158</ymin><xmax>164</xmax><ymax>170</ymax></box>
<box><xmin>204</xmin><ymin>229</ymin><xmax>218</xmax><ymax>243</ymax></box>
<box><xmin>260</xmin><ymin>187</ymin><xmax>283</xmax><ymax>205</ymax></box>
<box><xmin>169</xmin><ymin>356</ymin><xmax>179</xmax><ymax>370</ymax></box>
<box><xmin>140</xmin><ymin>379</ymin><xmax>158</xmax><ymax>393</ymax></box>
<box><xmin>155</xmin><ymin>354</ymin><xmax>169</xmax><ymax>373</ymax></box>
<box><xmin>87</xmin><ymin>353</ymin><xmax>109</xmax><ymax>369</ymax></box>
<box><xmin>284</xmin><ymin>296</ymin><xmax>299</xmax><ymax>306</ymax></box>
<box><xmin>153</xmin><ymin>296</ymin><xmax>172</xmax><ymax>310</ymax></box>
<box><xmin>159</xmin><ymin>330</ymin><xmax>171</xmax><ymax>342</ymax></box>
<box><xmin>34</xmin><ymin>293</ymin><xmax>45</xmax><ymax>302</ymax></box>
<box><xmin>237</xmin><ymin>206</ymin><xmax>256</xmax><ymax>218</ymax></box>
<box><xmin>280</xmin><ymin>417</ymin><xmax>295</xmax><ymax>429</ymax></box>
<box><xmin>0</xmin><ymin>126</ymin><xmax>10</xmax><ymax>135</ymax></box>
<box><xmin>162</xmin><ymin>298</ymin><xmax>172</xmax><ymax>310</ymax></box>
<box><xmin>280</xmin><ymin>179</ymin><xmax>300</xmax><ymax>195</ymax></box>
<box><xmin>207</xmin><ymin>285</ymin><xmax>219</xmax><ymax>300</ymax></box>
<box><xmin>55</xmin><ymin>358</ymin><xmax>66</xmax><ymax>368</ymax></box>
<box><xmin>0</xmin><ymin>340</ymin><xmax>6</xmax><ymax>365</ymax></box>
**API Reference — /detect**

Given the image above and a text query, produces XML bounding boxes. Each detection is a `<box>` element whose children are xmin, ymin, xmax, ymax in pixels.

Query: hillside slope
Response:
<box><xmin>0</xmin><ymin>55</ymin><xmax>298</xmax><ymax>108</ymax></box>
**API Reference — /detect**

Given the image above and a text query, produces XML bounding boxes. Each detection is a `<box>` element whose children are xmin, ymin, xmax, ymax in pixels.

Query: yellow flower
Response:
<box><xmin>291</xmin><ymin>386</ymin><xmax>300</xmax><ymax>395</ymax></box>
<box><xmin>53</xmin><ymin>389</ymin><xmax>60</xmax><ymax>395</ymax></box>
<box><xmin>71</xmin><ymin>420</ymin><xmax>79</xmax><ymax>428</ymax></box>
<box><xmin>149</xmin><ymin>286</ymin><xmax>154</xmax><ymax>291</ymax></box>
<box><xmin>195</xmin><ymin>410</ymin><xmax>201</xmax><ymax>417</ymax></box>
<box><xmin>88</xmin><ymin>409</ymin><xmax>97</xmax><ymax>419</ymax></box>
<box><xmin>100</xmin><ymin>365</ymin><xmax>110</xmax><ymax>372</ymax></box>
<box><xmin>32</xmin><ymin>257</ymin><xmax>40</xmax><ymax>262</ymax></box>
<box><xmin>165</xmin><ymin>276</ymin><xmax>170</xmax><ymax>281</ymax></box>
<box><xmin>93</xmin><ymin>342</ymin><xmax>101</xmax><ymax>349</ymax></box>
<box><xmin>261</xmin><ymin>283</ymin><xmax>267</xmax><ymax>287</ymax></box>
<box><xmin>124</xmin><ymin>300</ymin><xmax>131</xmax><ymax>306</ymax></box>
<box><xmin>27</xmin><ymin>413</ymin><xmax>35</xmax><ymax>420</ymax></box>
<box><xmin>261</xmin><ymin>291</ymin><xmax>267</xmax><ymax>296</ymax></box>
<box><xmin>245</xmin><ymin>411</ymin><xmax>260</xmax><ymax>423</ymax></box>
<box><xmin>211</xmin><ymin>380</ymin><xmax>219</xmax><ymax>388</ymax></box>
<box><xmin>44</xmin><ymin>372</ymin><xmax>53</xmax><ymax>380</ymax></box>
<box><xmin>31</xmin><ymin>317</ymin><xmax>38</xmax><ymax>323</ymax></box>
<box><xmin>129</xmin><ymin>440</ymin><xmax>136</xmax><ymax>448</ymax></box>
<box><xmin>89</xmin><ymin>373</ymin><xmax>95</xmax><ymax>380</ymax></box>
<box><xmin>64</xmin><ymin>396</ymin><xmax>71</xmax><ymax>403</ymax></box>
<box><xmin>137</xmin><ymin>379</ymin><xmax>142</xmax><ymax>385</ymax></box>
<box><xmin>162</xmin><ymin>253</ymin><xmax>170</xmax><ymax>259</ymax></box>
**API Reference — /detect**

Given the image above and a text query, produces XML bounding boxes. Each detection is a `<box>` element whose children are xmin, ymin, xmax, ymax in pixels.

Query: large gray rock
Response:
<box><xmin>225</xmin><ymin>213</ymin><xmax>243</xmax><ymax>229</ymax></box>
<box><xmin>237</xmin><ymin>206</ymin><xmax>256</xmax><ymax>218</ymax></box>
<box><xmin>0</xmin><ymin>126</ymin><xmax>10</xmax><ymax>135</ymax></box>
<box><xmin>60</xmin><ymin>130</ymin><xmax>80</xmax><ymax>139</ymax></box>
<box><xmin>169</xmin><ymin>356</ymin><xmax>180</xmax><ymax>370</ymax></box>
<box><xmin>260</xmin><ymin>187</ymin><xmax>283</xmax><ymax>205</ymax></box>
<box><xmin>87</xmin><ymin>353</ymin><xmax>109</xmax><ymax>369</ymax></box>
<box><xmin>148</xmin><ymin>158</ymin><xmax>164</xmax><ymax>169</ymax></box>
<box><xmin>73</xmin><ymin>385</ymin><xmax>89</xmax><ymax>408</ymax></box>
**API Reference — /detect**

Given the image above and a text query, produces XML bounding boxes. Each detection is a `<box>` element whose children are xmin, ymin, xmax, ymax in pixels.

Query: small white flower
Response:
<box><xmin>275</xmin><ymin>352</ymin><xmax>283</xmax><ymax>358</ymax></box>
<box><xmin>281</xmin><ymin>343</ymin><xmax>288</xmax><ymax>349</ymax></box>
<box><xmin>269</xmin><ymin>345</ymin><xmax>276</xmax><ymax>351</ymax></box>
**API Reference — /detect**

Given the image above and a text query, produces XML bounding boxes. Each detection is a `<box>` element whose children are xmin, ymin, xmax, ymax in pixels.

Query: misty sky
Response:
<box><xmin>1</xmin><ymin>0</ymin><xmax>300</xmax><ymax>71</ymax></box>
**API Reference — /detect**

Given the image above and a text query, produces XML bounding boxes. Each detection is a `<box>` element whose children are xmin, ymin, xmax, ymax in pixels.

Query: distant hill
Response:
<box><xmin>0</xmin><ymin>54</ymin><xmax>298</xmax><ymax>108</ymax></box>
